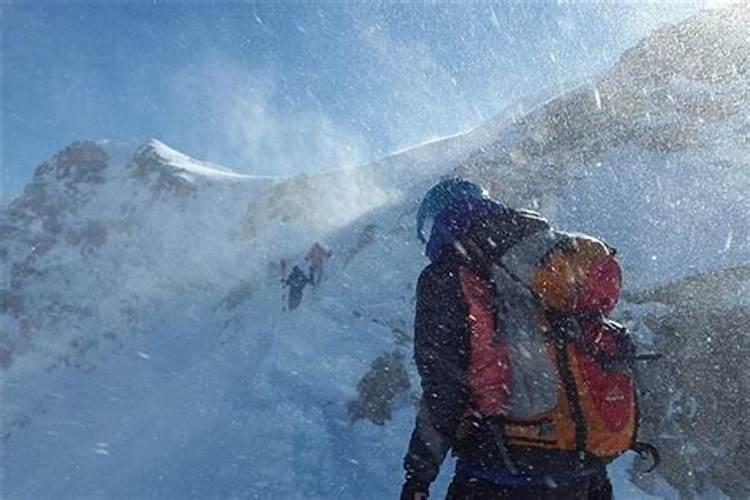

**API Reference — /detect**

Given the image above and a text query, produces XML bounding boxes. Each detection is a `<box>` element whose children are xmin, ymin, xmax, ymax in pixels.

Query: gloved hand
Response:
<box><xmin>400</xmin><ymin>479</ymin><xmax>429</xmax><ymax>500</ymax></box>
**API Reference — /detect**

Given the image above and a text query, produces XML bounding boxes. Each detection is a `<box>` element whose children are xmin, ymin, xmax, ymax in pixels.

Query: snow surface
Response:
<box><xmin>2</xmin><ymin>217</ymin><xmax>676</xmax><ymax>499</ymax></box>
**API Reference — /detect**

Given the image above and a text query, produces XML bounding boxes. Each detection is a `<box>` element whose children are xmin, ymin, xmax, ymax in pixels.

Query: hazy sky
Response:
<box><xmin>3</xmin><ymin>1</ymin><xmax>713</xmax><ymax>197</ymax></box>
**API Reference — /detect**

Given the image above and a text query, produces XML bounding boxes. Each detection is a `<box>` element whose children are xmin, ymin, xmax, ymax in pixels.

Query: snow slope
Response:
<box><xmin>1</xmin><ymin>204</ymin><xmax>665</xmax><ymax>499</ymax></box>
<box><xmin>2</xmin><ymin>6</ymin><xmax>749</xmax><ymax>499</ymax></box>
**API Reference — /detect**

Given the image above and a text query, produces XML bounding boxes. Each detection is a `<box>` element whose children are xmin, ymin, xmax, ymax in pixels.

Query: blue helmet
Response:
<box><xmin>417</xmin><ymin>178</ymin><xmax>506</xmax><ymax>262</ymax></box>
<box><xmin>417</xmin><ymin>178</ymin><xmax>488</xmax><ymax>243</ymax></box>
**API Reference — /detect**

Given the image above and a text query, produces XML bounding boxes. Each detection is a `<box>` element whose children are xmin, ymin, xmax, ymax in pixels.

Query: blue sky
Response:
<box><xmin>2</xmin><ymin>1</ymin><xmax>709</xmax><ymax>197</ymax></box>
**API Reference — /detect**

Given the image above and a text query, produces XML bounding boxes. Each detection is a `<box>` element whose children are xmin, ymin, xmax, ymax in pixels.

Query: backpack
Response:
<box><xmin>458</xmin><ymin>210</ymin><xmax>657</xmax><ymax>468</ymax></box>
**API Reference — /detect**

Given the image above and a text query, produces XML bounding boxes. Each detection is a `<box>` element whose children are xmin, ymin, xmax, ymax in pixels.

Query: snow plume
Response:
<box><xmin>170</xmin><ymin>55</ymin><xmax>371</xmax><ymax>176</ymax></box>
<box><xmin>168</xmin><ymin>56</ymin><xmax>396</xmax><ymax>252</ymax></box>
<box><xmin>355</xmin><ymin>23</ymin><xmax>480</xmax><ymax>150</ymax></box>
<box><xmin>611</xmin><ymin>1</ymin><xmax>721</xmax><ymax>45</ymax></box>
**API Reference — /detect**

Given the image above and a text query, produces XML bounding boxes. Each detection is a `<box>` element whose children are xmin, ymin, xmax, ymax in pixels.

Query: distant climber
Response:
<box><xmin>305</xmin><ymin>242</ymin><xmax>332</xmax><ymax>287</ymax></box>
<box><xmin>283</xmin><ymin>265</ymin><xmax>311</xmax><ymax>311</ymax></box>
<box><xmin>278</xmin><ymin>258</ymin><xmax>289</xmax><ymax>311</ymax></box>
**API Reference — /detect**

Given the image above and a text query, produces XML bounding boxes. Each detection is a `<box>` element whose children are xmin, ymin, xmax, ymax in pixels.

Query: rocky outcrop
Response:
<box><xmin>626</xmin><ymin>265</ymin><xmax>750</xmax><ymax>499</ymax></box>
<box><xmin>130</xmin><ymin>143</ymin><xmax>197</xmax><ymax>196</ymax></box>
<box><xmin>35</xmin><ymin>141</ymin><xmax>109</xmax><ymax>186</ymax></box>
<box><xmin>459</xmin><ymin>7</ymin><xmax>749</xmax><ymax>211</ymax></box>
<box><xmin>348</xmin><ymin>350</ymin><xmax>411</xmax><ymax>425</ymax></box>
<box><xmin>8</xmin><ymin>142</ymin><xmax>109</xmax><ymax>233</ymax></box>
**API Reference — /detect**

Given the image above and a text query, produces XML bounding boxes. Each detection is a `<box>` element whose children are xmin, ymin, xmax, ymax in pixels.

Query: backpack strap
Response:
<box><xmin>631</xmin><ymin>442</ymin><xmax>660</xmax><ymax>473</ymax></box>
<box><xmin>551</xmin><ymin>333</ymin><xmax>588</xmax><ymax>455</ymax></box>
<box><xmin>550</xmin><ymin>314</ymin><xmax>635</xmax><ymax>371</ymax></box>
<box><xmin>551</xmin><ymin>314</ymin><xmax>663</xmax><ymax>370</ymax></box>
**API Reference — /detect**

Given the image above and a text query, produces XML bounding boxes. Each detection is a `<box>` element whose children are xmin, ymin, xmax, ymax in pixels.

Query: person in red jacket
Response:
<box><xmin>305</xmin><ymin>242</ymin><xmax>332</xmax><ymax>287</ymax></box>
<box><xmin>401</xmin><ymin>179</ymin><xmax>614</xmax><ymax>500</ymax></box>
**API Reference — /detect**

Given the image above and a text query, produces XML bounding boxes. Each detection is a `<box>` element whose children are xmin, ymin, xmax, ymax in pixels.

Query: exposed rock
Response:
<box><xmin>130</xmin><ymin>150</ymin><xmax>196</xmax><ymax>197</ymax></box>
<box><xmin>344</xmin><ymin>224</ymin><xmax>379</xmax><ymax>265</ymax></box>
<box><xmin>603</xmin><ymin>7</ymin><xmax>750</xmax><ymax>90</ymax></box>
<box><xmin>627</xmin><ymin>266</ymin><xmax>750</xmax><ymax>498</ymax></box>
<box><xmin>0</xmin><ymin>342</ymin><xmax>13</xmax><ymax>370</ymax></box>
<box><xmin>29</xmin><ymin>235</ymin><xmax>58</xmax><ymax>257</ymax></box>
<box><xmin>625</xmin><ymin>265</ymin><xmax>750</xmax><ymax>309</ymax></box>
<box><xmin>264</xmin><ymin>175</ymin><xmax>315</xmax><ymax>224</ymax></box>
<box><xmin>221</xmin><ymin>280</ymin><xmax>255</xmax><ymax>311</ymax></box>
<box><xmin>64</xmin><ymin>221</ymin><xmax>108</xmax><ymax>254</ymax></box>
<box><xmin>241</xmin><ymin>175</ymin><xmax>316</xmax><ymax>239</ymax></box>
<box><xmin>5</xmin><ymin>142</ymin><xmax>109</xmax><ymax>236</ymax></box>
<box><xmin>633</xmin><ymin>123</ymin><xmax>700</xmax><ymax>154</ymax></box>
<box><xmin>0</xmin><ymin>290</ymin><xmax>23</xmax><ymax>316</ymax></box>
<box><xmin>9</xmin><ymin>182</ymin><xmax>67</xmax><ymax>234</ymax></box>
<box><xmin>35</xmin><ymin>141</ymin><xmax>109</xmax><ymax>186</ymax></box>
<box><xmin>10</xmin><ymin>261</ymin><xmax>42</xmax><ymax>289</ymax></box>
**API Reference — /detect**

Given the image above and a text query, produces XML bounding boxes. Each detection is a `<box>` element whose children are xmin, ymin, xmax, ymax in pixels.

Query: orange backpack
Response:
<box><xmin>460</xmin><ymin>219</ymin><xmax>657</xmax><ymax>467</ymax></box>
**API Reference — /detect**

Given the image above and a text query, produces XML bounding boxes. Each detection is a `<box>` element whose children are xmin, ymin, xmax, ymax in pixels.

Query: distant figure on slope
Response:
<box><xmin>283</xmin><ymin>265</ymin><xmax>311</xmax><ymax>311</ymax></box>
<box><xmin>305</xmin><ymin>242</ymin><xmax>332</xmax><ymax>287</ymax></box>
<box><xmin>279</xmin><ymin>258</ymin><xmax>289</xmax><ymax>311</ymax></box>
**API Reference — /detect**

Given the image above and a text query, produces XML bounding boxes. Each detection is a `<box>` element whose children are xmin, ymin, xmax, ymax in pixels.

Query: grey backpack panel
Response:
<box><xmin>491</xmin><ymin>263</ymin><xmax>560</xmax><ymax>419</ymax></box>
<box><xmin>500</xmin><ymin>229</ymin><xmax>569</xmax><ymax>285</ymax></box>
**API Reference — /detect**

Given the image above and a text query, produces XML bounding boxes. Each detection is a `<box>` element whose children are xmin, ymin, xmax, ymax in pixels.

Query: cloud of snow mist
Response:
<box><xmin>354</xmin><ymin>22</ymin><xmax>481</xmax><ymax>150</ymax></box>
<box><xmin>608</xmin><ymin>1</ymin><xmax>713</xmax><ymax>45</ymax></box>
<box><xmin>168</xmin><ymin>53</ymin><xmax>406</xmax><ymax>256</ymax></box>
<box><xmin>168</xmin><ymin>54</ymin><xmax>400</xmax><ymax>249</ymax></box>
<box><xmin>170</xmin><ymin>55</ymin><xmax>371</xmax><ymax>177</ymax></box>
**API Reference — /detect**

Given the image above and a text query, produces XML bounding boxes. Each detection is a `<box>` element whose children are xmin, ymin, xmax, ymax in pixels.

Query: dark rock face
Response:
<box><xmin>607</xmin><ymin>8</ymin><xmax>749</xmax><ymax>88</ymax></box>
<box><xmin>39</xmin><ymin>141</ymin><xmax>110</xmax><ymax>185</ymax></box>
<box><xmin>64</xmin><ymin>221</ymin><xmax>109</xmax><ymax>254</ymax></box>
<box><xmin>348</xmin><ymin>350</ymin><xmax>411</xmax><ymax>426</ymax></box>
<box><xmin>598</xmin><ymin>7</ymin><xmax>749</xmax><ymax>128</ymax></box>
<box><xmin>221</xmin><ymin>281</ymin><xmax>255</xmax><ymax>311</ymax></box>
<box><xmin>0</xmin><ymin>290</ymin><xmax>23</xmax><ymax>316</ymax></box>
<box><xmin>0</xmin><ymin>138</ymin><xmax>213</xmax><ymax>380</ymax></box>
<box><xmin>344</xmin><ymin>224</ymin><xmax>379</xmax><ymax>265</ymax></box>
<box><xmin>458</xmin><ymin>7</ymin><xmax>748</xmax><ymax>209</ymax></box>
<box><xmin>241</xmin><ymin>175</ymin><xmax>315</xmax><ymax>239</ymax></box>
<box><xmin>264</xmin><ymin>175</ymin><xmax>314</xmax><ymax>223</ymax></box>
<box><xmin>0</xmin><ymin>142</ymin><xmax>117</xmax><ymax>376</ymax></box>
<box><xmin>7</xmin><ymin>142</ymin><xmax>110</xmax><ymax>239</ymax></box>
<box><xmin>627</xmin><ymin>266</ymin><xmax>750</xmax><ymax>499</ymax></box>
<box><xmin>0</xmin><ymin>343</ymin><xmax>13</xmax><ymax>370</ymax></box>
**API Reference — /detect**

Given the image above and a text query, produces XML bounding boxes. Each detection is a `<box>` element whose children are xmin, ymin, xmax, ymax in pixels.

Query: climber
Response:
<box><xmin>305</xmin><ymin>242</ymin><xmax>332</xmax><ymax>287</ymax></box>
<box><xmin>282</xmin><ymin>265</ymin><xmax>312</xmax><ymax>311</ymax></box>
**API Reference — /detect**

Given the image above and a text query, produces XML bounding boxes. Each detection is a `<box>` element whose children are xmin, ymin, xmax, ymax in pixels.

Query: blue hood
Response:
<box><xmin>425</xmin><ymin>198</ymin><xmax>507</xmax><ymax>262</ymax></box>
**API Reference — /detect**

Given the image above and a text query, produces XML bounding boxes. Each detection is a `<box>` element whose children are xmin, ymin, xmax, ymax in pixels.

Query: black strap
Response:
<box><xmin>551</xmin><ymin>314</ymin><xmax>651</xmax><ymax>372</ymax></box>
<box><xmin>484</xmin><ymin>416</ymin><xmax>519</xmax><ymax>475</ymax></box>
<box><xmin>553</xmin><ymin>337</ymin><xmax>588</xmax><ymax>455</ymax></box>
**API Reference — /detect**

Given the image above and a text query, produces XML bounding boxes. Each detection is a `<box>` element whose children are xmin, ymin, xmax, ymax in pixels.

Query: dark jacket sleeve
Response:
<box><xmin>403</xmin><ymin>262</ymin><xmax>471</xmax><ymax>489</ymax></box>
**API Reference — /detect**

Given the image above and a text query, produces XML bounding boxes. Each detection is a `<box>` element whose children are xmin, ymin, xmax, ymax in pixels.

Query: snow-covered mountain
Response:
<box><xmin>2</xmin><ymin>5</ymin><xmax>748</xmax><ymax>499</ymax></box>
